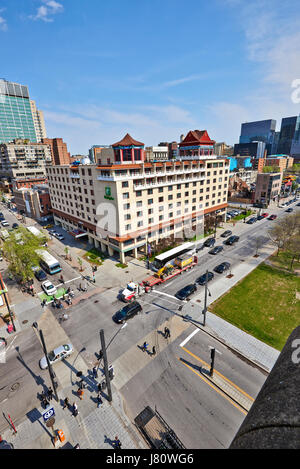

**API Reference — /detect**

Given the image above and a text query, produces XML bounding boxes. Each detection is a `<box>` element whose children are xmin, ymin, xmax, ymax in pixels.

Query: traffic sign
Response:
<box><xmin>42</xmin><ymin>406</ymin><xmax>55</xmax><ymax>423</ymax></box>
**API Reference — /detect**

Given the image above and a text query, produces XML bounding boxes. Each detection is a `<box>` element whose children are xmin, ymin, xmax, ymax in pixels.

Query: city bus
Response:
<box><xmin>36</xmin><ymin>249</ymin><xmax>62</xmax><ymax>275</ymax></box>
<box><xmin>152</xmin><ymin>242</ymin><xmax>196</xmax><ymax>271</ymax></box>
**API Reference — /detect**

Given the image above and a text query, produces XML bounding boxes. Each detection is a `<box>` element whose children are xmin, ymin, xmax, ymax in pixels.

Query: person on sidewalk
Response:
<box><xmin>96</xmin><ymin>393</ymin><xmax>103</xmax><ymax>408</ymax></box>
<box><xmin>77</xmin><ymin>388</ymin><xmax>84</xmax><ymax>400</ymax></box>
<box><xmin>47</xmin><ymin>387</ymin><xmax>53</xmax><ymax>401</ymax></box>
<box><xmin>73</xmin><ymin>402</ymin><xmax>78</xmax><ymax>417</ymax></box>
<box><xmin>63</xmin><ymin>397</ymin><xmax>70</xmax><ymax>410</ymax></box>
<box><xmin>92</xmin><ymin>366</ymin><xmax>98</xmax><ymax>379</ymax></box>
<box><xmin>41</xmin><ymin>298</ymin><xmax>47</xmax><ymax>308</ymax></box>
<box><xmin>113</xmin><ymin>436</ymin><xmax>122</xmax><ymax>449</ymax></box>
<box><xmin>142</xmin><ymin>342</ymin><xmax>149</xmax><ymax>352</ymax></box>
<box><xmin>151</xmin><ymin>346</ymin><xmax>156</xmax><ymax>356</ymax></box>
<box><xmin>164</xmin><ymin>327</ymin><xmax>171</xmax><ymax>339</ymax></box>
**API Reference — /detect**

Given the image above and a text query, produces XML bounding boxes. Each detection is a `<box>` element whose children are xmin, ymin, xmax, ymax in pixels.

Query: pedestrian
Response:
<box><xmin>151</xmin><ymin>346</ymin><xmax>156</xmax><ymax>356</ymax></box>
<box><xmin>77</xmin><ymin>388</ymin><xmax>84</xmax><ymax>400</ymax></box>
<box><xmin>98</xmin><ymin>382</ymin><xmax>102</xmax><ymax>393</ymax></box>
<box><xmin>164</xmin><ymin>327</ymin><xmax>170</xmax><ymax>339</ymax></box>
<box><xmin>47</xmin><ymin>387</ymin><xmax>53</xmax><ymax>401</ymax></box>
<box><xmin>96</xmin><ymin>393</ymin><xmax>103</xmax><ymax>408</ymax></box>
<box><xmin>92</xmin><ymin>366</ymin><xmax>98</xmax><ymax>379</ymax></box>
<box><xmin>142</xmin><ymin>342</ymin><xmax>149</xmax><ymax>352</ymax></box>
<box><xmin>114</xmin><ymin>436</ymin><xmax>122</xmax><ymax>449</ymax></box>
<box><xmin>60</xmin><ymin>274</ymin><xmax>65</xmax><ymax>284</ymax></box>
<box><xmin>73</xmin><ymin>402</ymin><xmax>78</xmax><ymax>417</ymax></box>
<box><xmin>42</xmin><ymin>298</ymin><xmax>47</xmax><ymax>308</ymax></box>
<box><xmin>63</xmin><ymin>397</ymin><xmax>70</xmax><ymax>410</ymax></box>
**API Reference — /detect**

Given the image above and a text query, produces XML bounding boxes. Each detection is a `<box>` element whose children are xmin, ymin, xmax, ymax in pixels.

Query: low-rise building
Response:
<box><xmin>265</xmin><ymin>154</ymin><xmax>294</xmax><ymax>172</ymax></box>
<box><xmin>254</xmin><ymin>172</ymin><xmax>283</xmax><ymax>205</ymax></box>
<box><xmin>0</xmin><ymin>139</ymin><xmax>52</xmax><ymax>182</ymax></box>
<box><xmin>13</xmin><ymin>184</ymin><xmax>51</xmax><ymax>219</ymax></box>
<box><xmin>47</xmin><ymin>132</ymin><xmax>229</xmax><ymax>263</ymax></box>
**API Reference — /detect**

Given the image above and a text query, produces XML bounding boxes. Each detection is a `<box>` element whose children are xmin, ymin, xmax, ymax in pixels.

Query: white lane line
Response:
<box><xmin>151</xmin><ymin>289</ymin><xmax>182</xmax><ymax>302</ymax></box>
<box><xmin>180</xmin><ymin>328</ymin><xmax>199</xmax><ymax>347</ymax></box>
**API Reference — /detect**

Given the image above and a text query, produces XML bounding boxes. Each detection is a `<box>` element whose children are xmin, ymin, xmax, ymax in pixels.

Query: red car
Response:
<box><xmin>268</xmin><ymin>214</ymin><xmax>277</xmax><ymax>220</ymax></box>
<box><xmin>261</xmin><ymin>212</ymin><xmax>269</xmax><ymax>218</ymax></box>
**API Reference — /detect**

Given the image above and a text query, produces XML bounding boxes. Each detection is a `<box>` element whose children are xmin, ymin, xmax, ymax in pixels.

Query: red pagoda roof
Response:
<box><xmin>112</xmin><ymin>133</ymin><xmax>144</xmax><ymax>147</ymax></box>
<box><xmin>179</xmin><ymin>130</ymin><xmax>215</xmax><ymax>147</ymax></box>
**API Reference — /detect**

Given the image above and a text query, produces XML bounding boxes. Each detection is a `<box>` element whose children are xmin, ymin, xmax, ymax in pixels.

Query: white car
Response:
<box><xmin>39</xmin><ymin>343</ymin><xmax>73</xmax><ymax>369</ymax></box>
<box><xmin>56</xmin><ymin>234</ymin><xmax>65</xmax><ymax>240</ymax></box>
<box><xmin>42</xmin><ymin>280</ymin><xmax>57</xmax><ymax>296</ymax></box>
<box><xmin>1</xmin><ymin>220</ymin><xmax>9</xmax><ymax>226</ymax></box>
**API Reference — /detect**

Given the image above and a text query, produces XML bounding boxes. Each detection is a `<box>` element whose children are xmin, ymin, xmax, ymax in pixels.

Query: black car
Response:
<box><xmin>113</xmin><ymin>301</ymin><xmax>142</xmax><ymax>323</ymax></box>
<box><xmin>285</xmin><ymin>208</ymin><xmax>293</xmax><ymax>212</ymax></box>
<box><xmin>297</xmin><ymin>202</ymin><xmax>300</xmax><ymax>207</ymax></box>
<box><xmin>256</xmin><ymin>215</ymin><xmax>264</xmax><ymax>220</ymax></box>
<box><xmin>221</xmin><ymin>230</ymin><xmax>232</xmax><ymax>238</ymax></box>
<box><xmin>34</xmin><ymin>269</ymin><xmax>47</xmax><ymax>281</ymax></box>
<box><xmin>12</xmin><ymin>223</ymin><xmax>19</xmax><ymax>229</ymax></box>
<box><xmin>175</xmin><ymin>284</ymin><xmax>197</xmax><ymax>300</ymax></box>
<box><xmin>214</xmin><ymin>262</ymin><xmax>231</xmax><ymax>274</ymax></box>
<box><xmin>203</xmin><ymin>237</ymin><xmax>216</xmax><ymax>248</ymax></box>
<box><xmin>246</xmin><ymin>217</ymin><xmax>256</xmax><ymax>224</ymax></box>
<box><xmin>209</xmin><ymin>245</ymin><xmax>223</xmax><ymax>255</ymax></box>
<box><xmin>224</xmin><ymin>235</ymin><xmax>239</xmax><ymax>246</ymax></box>
<box><xmin>195</xmin><ymin>243</ymin><xmax>205</xmax><ymax>252</ymax></box>
<box><xmin>197</xmin><ymin>272</ymin><xmax>214</xmax><ymax>285</ymax></box>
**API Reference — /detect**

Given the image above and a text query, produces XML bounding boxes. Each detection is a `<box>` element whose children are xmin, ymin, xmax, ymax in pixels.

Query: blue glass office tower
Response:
<box><xmin>239</xmin><ymin>119</ymin><xmax>276</xmax><ymax>155</ymax></box>
<box><xmin>0</xmin><ymin>79</ymin><xmax>37</xmax><ymax>143</ymax></box>
<box><xmin>277</xmin><ymin>115</ymin><xmax>300</xmax><ymax>157</ymax></box>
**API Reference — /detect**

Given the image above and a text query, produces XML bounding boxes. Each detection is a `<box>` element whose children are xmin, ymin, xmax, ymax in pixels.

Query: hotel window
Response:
<box><xmin>137</xmin><ymin>201</ymin><xmax>142</xmax><ymax>207</ymax></box>
<box><xmin>137</xmin><ymin>221</ymin><xmax>143</xmax><ymax>227</ymax></box>
<box><xmin>125</xmin><ymin>224</ymin><xmax>131</xmax><ymax>230</ymax></box>
<box><xmin>124</xmin><ymin>214</ymin><xmax>131</xmax><ymax>220</ymax></box>
<box><xmin>159</xmin><ymin>196</ymin><xmax>164</xmax><ymax>202</ymax></box>
<box><xmin>148</xmin><ymin>198</ymin><xmax>153</xmax><ymax>205</ymax></box>
<box><xmin>136</xmin><ymin>190</ymin><xmax>142</xmax><ymax>197</ymax></box>
<box><xmin>134</xmin><ymin>149</ymin><xmax>141</xmax><ymax>161</ymax></box>
<box><xmin>123</xmin><ymin>149</ymin><xmax>132</xmax><ymax>161</ymax></box>
<box><xmin>159</xmin><ymin>187</ymin><xmax>164</xmax><ymax>193</ymax></box>
<box><xmin>169</xmin><ymin>212</ymin><xmax>173</xmax><ymax>218</ymax></box>
<box><xmin>137</xmin><ymin>211</ymin><xmax>143</xmax><ymax>217</ymax></box>
<box><xmin>122</xmin><ymin>181</ymin><xmax>129</xmax><ymax>188</ymax></box>
<box><xmin>159</xmin><ymin>215</ymin><xmax>164</xmax><ymax>221</ymax></box>
<box><xmin>149</xmin><ymin>218</ymin><xmax>154</xmax><ymax>224</ymax></box>
<box><xmin>123</xmin><ymin>192</ymin><xmax>129</xmax><ymax>199</ymax></box>
<box><xmin>159</xmin><ymin>206</ymin><xmax>164</xmax><ymax>212</ymax></box>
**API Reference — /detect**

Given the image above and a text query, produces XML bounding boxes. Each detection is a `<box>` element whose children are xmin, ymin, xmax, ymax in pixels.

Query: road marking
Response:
<box><xmin>151</xmin><ymin>289</ymin><xmax>181</xmax><ymax>301</ymax></box>
<box><xmin>178</xmin><ymin>358</ymin><xmax>247</xmax><ymax>416</ymax></box>
<box><xmin>182</xmin><ymin>346</ymin><xmax>255</xmax><ymax>402</ymax></box>
<box><xmin>180</xmin><ymin>328</ymin><xmax>199</xmax><ymax>347</ymax></box>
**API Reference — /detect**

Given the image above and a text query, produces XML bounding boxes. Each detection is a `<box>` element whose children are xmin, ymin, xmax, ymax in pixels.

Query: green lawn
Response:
<box><xmin>209</xmin><ymin>263</ymin><xmax>300</xmax><ymax>351</ymax></box>
<box><xmin>83</xmin><ymin>248</ymin><xmax>105</xmax><ymax>266</ymax></box>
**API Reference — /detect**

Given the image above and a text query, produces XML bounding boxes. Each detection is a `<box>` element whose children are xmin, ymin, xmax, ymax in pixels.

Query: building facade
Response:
<box><xmin>47</xmin><ymin>133</ymin><xmax>229</xmax><ymax>263</ymax></box>
<box><xmin>30</xmin><ymin>100</ymin><xmax>47</xmax><ymax>142</ymax></box>
<box><xmin>277</xmin><ymin>115</ymin><xmax>300</xmax><ymax>161</ymax></box>
<box><xmin>0</xmin><ymin>139</ymin><xmax>52</xmax><ymax>182</ymax></box>
<box><xmin>145</xmin><ymin>146</ymin><xmax>169</xmax><ymax>161</ymax></box>
<box><xmin>254</xmin><ymin>172</ymin><xmax>283</xmax><ymax>205</ymax></box>
<box><xmin>239</xmin><ymin>119</ymin><xmax>276</xmax><ymax>155</ymax></box>
<box><xmin>265</xmin><ymin>155</ymin><xmax>294</xmax><ymax>172</ymax></box>
<box><xmin>214</xmin><ymin>142</ymin><xmax>234</xmax><ymax>156</ymax></box>
<box><xmin>0</xmin><ymin>79</ymin><xmax>37</xmax><ymax>143</ymax></box>
<box><xmin>234</xmin><ymin>141</ymin><xmax>266</xmax><ymax>159</ymax></box>
<box><xmin>13</xmin><ymin>184</ymin><xmax>51</xmax><ymax>219</ymax></box>
<box><xmin>42</xmin><ymin>138</ymin><xmax>71</xmax><ymax>165</ymax></box>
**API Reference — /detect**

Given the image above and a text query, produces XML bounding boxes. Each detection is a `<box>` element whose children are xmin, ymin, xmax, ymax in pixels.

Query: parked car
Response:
<box><xmin>224</xmin><ymin>235</ymin><xmax>239</xmax><ymax>245</ymax></box>
<box><xmin>246</xmin><ymin>217</ymin><xmax>256</xmax><ymax>224</ymax></box>
<box><xmin>175</xmin><ymin>283</ymin><xmax>197</xmax><ymax>300</ymax></box>
<box><xmin>56</xmin><ymin>234</ymin><xmax>65</xmax><ymax>240</ymax></box>
<box><xmin>204</xmin><ymin>237</ymin><xmax>216</xmax><ymax>248</ymax></box>
<box><xmin>268</xmin><ymin>214</ymin><xmax>277</xmax><ymax>220</ymax></box>
<box><xmin>34</xmin><ymin>269</ymin><xmax>47</xmax><ymax>281</ymax></box>
<box><xmin>214</xmin><ymin>262</ymin><xmax>231</xmax><ymax>274</ymax></box>
<box><xmin>39</xmin><ymin>343</ymin><xmax>73</xmax><ymax>370</ymax></box>
<box><xmin>221</xmin><ymin>230</ymin><xmax>232</xmax><ymax>238</ymax></box>
<box><xmin>42</xmin><ymin>280</ymin><xmax>57</xmax><ymax>296</ymax></box>
<box><xmin>113</xmin><ymin>301</ymin><xmax>142</xmax><ymax>324</ymax></box>
<box><xmin>195</xmin><ymin>243</ymin><xmax>205</xmax><ymax>252</ymax></box>
<box><xmin>297</xmin><ymin>202</ymin><xmax>300</xmax><ymax>207</ymax></box>
<box><xmin>209</xmin><ymin>245</ymin><xmax>224</xmax><ymax>255</ymax></box>
<box><xmin>12</xmin><ymin>223</ymin><xmax>19</xmax><ymax>229</ymax></box>
<box><xmin>257</xmin><ymin>215</ymin><xmax>264</xmax><ymax>220</ymax></box>
<box><xmin>285</xmin><ymin>208</ymin><xmax>293</xmax><ymax>212</ymax></box>
<box><xmin>1</xmin><ymin>220</ymin><xmax>9</xmax><ymax>226</ymax></box>
<box><xmin>261</xmin><ymin>213</ymin><xmax>269</xmax><ymax>218</ymax></box>
<box><xmin>197</xmin><ymin>272</ymin><xmax>214</xmax><ymax>285</ymax></box>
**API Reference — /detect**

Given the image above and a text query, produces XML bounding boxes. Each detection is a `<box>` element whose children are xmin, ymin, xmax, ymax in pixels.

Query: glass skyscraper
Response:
<box><xmin>239</xmin><ymin>119</ymin><xmax>276</xmax><ymax>155</ymax></box>
<box><xmin>277</xmin><ymin>115</ymin><xmax>300</xmax><ymax>157</ymax></box>
<box><xmin>0</xmin><ymin>79</ymin><xmax>37</xmax><ymax>143</ymax></box>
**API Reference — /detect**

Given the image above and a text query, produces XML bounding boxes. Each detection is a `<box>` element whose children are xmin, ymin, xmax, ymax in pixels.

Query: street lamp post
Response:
<box><xmin>34</xmin><ymin>326</ymin><xmax>59</xmax><ymax>401</ymax></box>
<box><xmin>100</xmin><ymin>329</ymin><xmax>112</xmax><ymax>403</ymax></box>
<box><xmin>202</xmin><ymin>270</ymin><xmax>211</xmax><ymax>327</ymax></box>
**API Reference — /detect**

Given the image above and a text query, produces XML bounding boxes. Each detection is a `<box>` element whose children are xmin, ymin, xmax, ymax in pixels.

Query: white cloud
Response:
<box><xmin>0</xmin><ymin>15</ymin><xmax>7</xmax><ymax>31</ymax></box>
<box><xmin>30</xmin><ymin>0</ymin><xmax>63</xmax><ymax>22</ymax></box>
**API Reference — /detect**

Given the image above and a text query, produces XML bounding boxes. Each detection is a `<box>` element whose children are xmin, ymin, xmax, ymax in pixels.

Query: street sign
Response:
<box><xmin>42</xmin><ymin>406</ymin><xmax>55</xmax><ymax>423</ymax></box>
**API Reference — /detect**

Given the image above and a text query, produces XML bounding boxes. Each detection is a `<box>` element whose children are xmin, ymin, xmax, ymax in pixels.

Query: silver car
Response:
<box><xmin>39</xmin><ymin>344</ymin><xmax>73</xmax><ymax>369</ymax></box>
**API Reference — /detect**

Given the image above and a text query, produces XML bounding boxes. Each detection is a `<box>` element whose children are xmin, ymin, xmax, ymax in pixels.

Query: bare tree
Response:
<box><xmin>254</xmin><ymin>236</ymin><xmax>266</xmax><ymax>257</ymax></box>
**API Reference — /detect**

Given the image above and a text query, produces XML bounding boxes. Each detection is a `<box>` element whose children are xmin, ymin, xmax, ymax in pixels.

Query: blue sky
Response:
<box><xmin>1</xmin><ymin>0</ymin><xmax>300</xmax><ymax>154</ymax></box>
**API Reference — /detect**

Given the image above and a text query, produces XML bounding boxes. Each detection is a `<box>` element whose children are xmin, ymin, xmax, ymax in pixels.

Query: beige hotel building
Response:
<box><xmin>46</xmin><ymin>131</ymin><xmax>229</xmax><ymax>263</ymax></box>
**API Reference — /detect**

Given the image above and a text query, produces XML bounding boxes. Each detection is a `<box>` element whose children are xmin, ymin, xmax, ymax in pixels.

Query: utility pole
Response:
<box><xmin>38</xmin><ymin>328</ymin><xmax>58</xmax><ymax>401</ymax></box>
<box><xmin>100</xmin><ymin>329</ymin><xmax>112</xmax><ymax>403</ymax></box>
<box><xmin>0</xmin><ymin>272</ymin><xmax>16</xmax><ymax>332</ymax></box>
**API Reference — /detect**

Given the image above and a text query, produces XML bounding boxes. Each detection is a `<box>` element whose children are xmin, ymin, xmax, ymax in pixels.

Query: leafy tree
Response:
<box><xmin>3</xmin><ymin>226</ymin><xmax>46</xmax><ymax>282</ymax></box>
